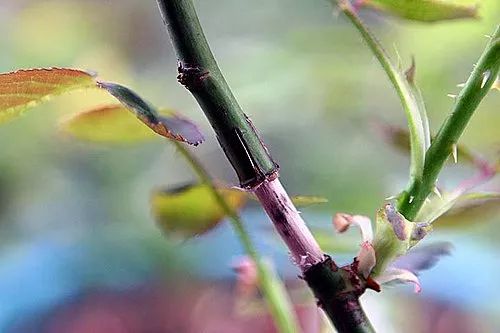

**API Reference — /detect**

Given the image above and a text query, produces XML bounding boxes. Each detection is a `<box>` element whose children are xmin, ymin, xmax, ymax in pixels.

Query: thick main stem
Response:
<box><xmin>156</xmin><ymin>0</ymin><xmax>277</xmax><ymax>188</ymax></box>
<box><xmin>254</xmin><ymin>179</ymin><xmax>324</xmax><ymax>268</ymax></box>
<box><xmin>156</xmin><ymin>0</ymin><xmax>375</xmax><ymax>331</ymax></box>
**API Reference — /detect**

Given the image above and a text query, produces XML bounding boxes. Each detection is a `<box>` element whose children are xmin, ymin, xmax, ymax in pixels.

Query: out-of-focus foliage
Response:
<box><xmin>419</xmin><ymin>191</ymin><xmax>500</xmax><ymax>228</ymax></box>
<box><xmin>290</xmin><ymin>195</ymin><xmax>328</xmax><ymax>207</ymax></box>
<box><xmin>373</xmin><ymin>121</ymin><xmax>479</xmax><ymax>167</ymax></box>
<box><xmin>0</xmin><ymin>66</ymin><xmax>205</xmax><ymax>146</ymax></box>
<box><xmin>99</xmin><ymin>82</ymin><xmax>204</xmax><ymax>146</ymax></box>
<box><xmin>61</xmin><ymin>104</ymin><xmax>157</xmax><ymax>143</ymax></box>
<box><xmin>151</xmin><ymin>183</ymin><xmax>247</xmax><ymax>238</ymax></box>
<box><xmin>435</xmin><ymin>192</ymin><xmax>500</xmax><ymax>227</ymax></box>
<box><xmin>62</xmin><ymin>103</ymin><xmax>203</xmax><ymax>145</ymax></box>
<box><xmin>363</xmin><ymin>0</ymin><xmax>478</xmax><ymax>22</ymax></box>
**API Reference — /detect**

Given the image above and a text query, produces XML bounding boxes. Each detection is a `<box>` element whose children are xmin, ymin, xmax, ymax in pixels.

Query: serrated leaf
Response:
<box><xmin>61</xmin><ymin>104</ymin><xmax>202</xmax><ymax>145</ymax></box>
<box><xmin>151</xmin><ymin>183</ymin><xmax>247</xmax><ymax>239</ymax></box>
<box><xmin>0</xmin><ymin>68</ymin><xmax>95</xmax><ymax>124</ymax></box>
<box><xmin>98</xmin><ymin>82</ymin><xmax>204</xmax><ymax>146</ymax></box>
<box><xmin>364</xmin><ymin>0</ymin><xmax>478</xmax><ymax>22</ymax></box>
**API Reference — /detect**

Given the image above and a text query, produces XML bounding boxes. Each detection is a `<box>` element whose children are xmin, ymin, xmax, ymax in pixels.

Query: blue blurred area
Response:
<box><xmin>1</xmin><ymin>208</ymin><xmax>499</xmax><ymax>330</ymax></box>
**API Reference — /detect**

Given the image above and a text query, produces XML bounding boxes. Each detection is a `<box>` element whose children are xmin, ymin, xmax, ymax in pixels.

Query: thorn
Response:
<box><xmin>409</xmin><ymin>196</ymin><xmax>414</xmax><ymax>204</ymax></box>
<box><xmin>481</xmin><ymin>70</ymin><xmax>491</xmax><ymax>89</ymax></box>
<box><xmin>447</xmin><ymin>94</ymin><xmax>457</xmax><ymax>99</ymax></box>
<box><xmin>484</xmin><ymin>34</ymin><xmax>492</xmax><ymax>39</ymax></box>
<box><xmin>452</xmin><ymin>144</ymin><xmax>458</xmax><ymax>163</ymax></box>
<box><xmin>425</xmin><ymin>198</ymin><xmax>431</xmax><ymax>204</ymax></box>
<box><xmin>405</xmin><ymin>56</ymin><xmax>416</xmax><ymax>84</ymax></box>
<box><xmin>432</xmin><ymin>187</ymin><xmax>442</xmax><ymax>199</ymax></box>
<box><xmin>456</xmin><ymin>83</ymin><xmax>466</xmax><ymax>88</ymax></box>
<box><xmin>385</xmin><ymin>195</ymin><xmax>397</xmax><ymax>201</ymax></box>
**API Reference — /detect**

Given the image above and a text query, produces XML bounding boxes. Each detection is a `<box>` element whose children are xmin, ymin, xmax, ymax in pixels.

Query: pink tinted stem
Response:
<box><xmin>254</xmin><ymin>178</ymin><xmax>324</xmax><ymax>271</ymax></box>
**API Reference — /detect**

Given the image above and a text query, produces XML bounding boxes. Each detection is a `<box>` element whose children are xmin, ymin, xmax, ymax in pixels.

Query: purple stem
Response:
<box><xmin>254</xmin><ymin>178</ymin><xmax>325</xmax><ymax>271</ymax></box>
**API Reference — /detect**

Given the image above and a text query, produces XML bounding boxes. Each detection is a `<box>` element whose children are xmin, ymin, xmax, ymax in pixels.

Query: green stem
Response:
<box><xmin>157</xmin><ymin>0</ymin><xmax>278</xmax><ymax>189</ymax></box>
<box><xmin>398</xmin><ymin>25</ymin><xmax>500</xmax><ymax>220</ymax></box>
<box><xmin>157</xmin><ymin>1</ymin><xmax>374</xmax><ymax>331</ymax></box>
<box><xmin>173</xmin><ymin>141</ymin><xmax>300</xmax><ymax>333</ymax></box>
<box><xmin>334</xmin><ymin>0</ymin><xmax>426</xmax><ymax>184</ymax></box>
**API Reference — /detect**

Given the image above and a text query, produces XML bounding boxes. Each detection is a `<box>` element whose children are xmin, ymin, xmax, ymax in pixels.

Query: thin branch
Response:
<box><xmin>173</xmin><ymin>142</ymin><xmax>300</xmax><ymax>333</ymax></box>
<box><xmin>398</xmin><ymin>25</ymin><xmax>500</xmax><ymax>220</ymax></box>
<box><xmin>333</xmin><ymin>0</ymin><xmax>426</xmax><ymax>184</ymax></box>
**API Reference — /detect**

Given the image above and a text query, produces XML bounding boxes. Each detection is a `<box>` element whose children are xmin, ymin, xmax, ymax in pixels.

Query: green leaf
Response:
<box><xmin>98</xmin><ymin>82</ymin><xmax>204</xmax><ymax>146</ymax></box>
<box><xmin>291</xmin><ymin>195</ymin><xmax>328</xmax><ymax>207</ymax></box>
<box><xmin>418</xmin><ymin>191</ymin><xmax>500</xmax><ymax>228</ymax></box>
<box><xmin>244</xmin><ymin>193</ymin><xmax>328</xmax><ymax>208</ymax></box>
<box><xmin>151</xmin><ymin>183</ymin><xmax>247</xmax><ymax>239</ymax></box>
<box><xmin>437</xmin><ymin>192</ymin><xmax>500</xmax><ymax>227</ymax></box>
<box><xmin>0</xmin><ymin>68</ymin><xmax>95</xmax><ymax>124</ymax></box>
<box><xmin>61</xmin><ymin>104</ymin><xmax>203</xmax><ymax>145</ymax></box>
<box><xmin>364</xmin><ymin>0</ymin><xmax>478</xmax><ymax>22</ymax></box>
<box><xmin>405</xmin><ymin>59</ymin><xmax>431</xmax><ymax>151</ymax></box>
<box><xmin>61</xmin><ymin>105</ymin><xmax>157</xmax><ymax>143</ymax></box>
<box><xmin>314</xmin><ymin>231</ymin><xmax>363</xmax><ymax>254</ymax></box>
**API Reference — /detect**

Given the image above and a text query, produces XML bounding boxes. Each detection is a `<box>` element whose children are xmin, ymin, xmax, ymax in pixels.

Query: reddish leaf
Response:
<box><xmin>0</xmin><ymin>68</ymin><xmax>95</xmax><ymax>123</ymax></box>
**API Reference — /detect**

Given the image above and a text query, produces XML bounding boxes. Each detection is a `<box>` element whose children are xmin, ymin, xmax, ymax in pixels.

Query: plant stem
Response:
<box><xmin>156</xmin><ymin>0</ymin><xmax>278</xmax><ymax>189</ymax></box>
<box><xmin>156</xmin><ymin>1</ymin><xmax>375</xmax><ymax>331</ymax></box>
<box><xmin>304</xmin><ymin>257</ymin><xmax>375</xmax><ymax>333</ymax></box>
<box><xmin>173</xmin><ymin>141</ymin><xmax>300</xmax><ymax>333</ymax></box>
<box><xmin>332</xmin><ymin>0</ymin><xmax>426</xmax><ymax>185</ymax></box>
<box><xmin>398</xmin><ymin>25</ymin><xmax>500</xmax><ymax>220</ymax></box>
<box><xmin>254</xmin><ymin>179</ymin><xmax>324</xmax><ymax>268</ymax></box>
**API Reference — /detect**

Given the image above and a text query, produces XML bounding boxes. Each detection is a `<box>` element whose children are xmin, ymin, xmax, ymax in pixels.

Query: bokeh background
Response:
<box><xmin>0</xmin><ymin>0</ymin><xmax>499</xmax><ymax>332</ymax></box>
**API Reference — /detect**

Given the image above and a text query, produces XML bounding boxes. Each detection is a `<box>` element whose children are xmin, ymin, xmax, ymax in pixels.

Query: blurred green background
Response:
<box><xmin>0</xmin><ymin>0</ymin><xmax>499</xmax><ymax>332</ymax></box>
